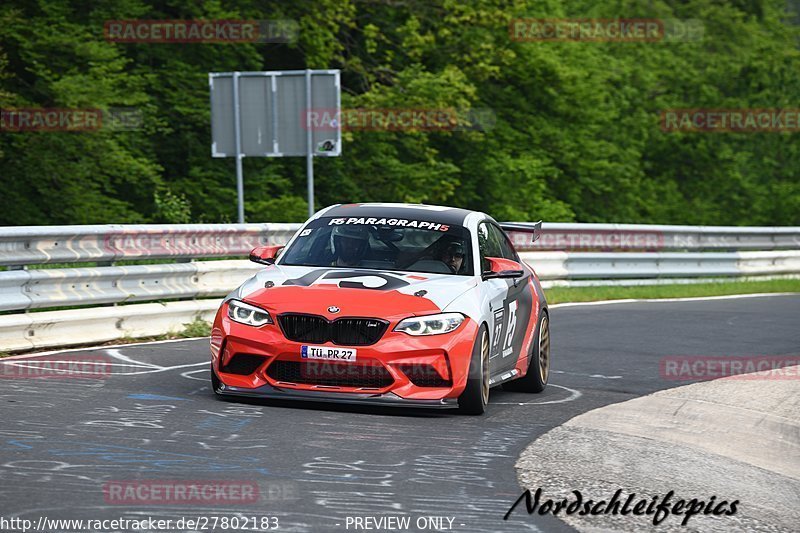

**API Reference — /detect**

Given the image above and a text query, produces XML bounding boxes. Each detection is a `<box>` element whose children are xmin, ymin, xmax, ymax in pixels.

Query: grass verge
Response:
<box><xmin>111</xmin><ymin>315</ymin><xmax>213</xmax><ymax>347</ymax></box>
<box><xmin>544</xmin><ymin>278</ymin><xmax>800</xmax><ymax>304</ymax></box>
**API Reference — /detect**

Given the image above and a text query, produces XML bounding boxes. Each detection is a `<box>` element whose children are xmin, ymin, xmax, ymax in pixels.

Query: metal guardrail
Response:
<box><xmin>0</xmin><ymin>223</ymin><xmax>300</xmax><ymax>267</ymax></box>
<box><xmin>4</xmin><ymin>250</ymin><xmax>798</xmax><ymax>313</ymax></box>
<box><xmin>1</xmin><ymin>222</ymin><xmax>799</xmax><ymax>352</ymax></box>
<box><xmin>0</xmin><ymin>261</ymin><xmax>261</xmax><ymax>312</ymax></box>
<box><xmin>3</xmin><ymin>223</ymin><xmax>800</xmax><ymax>268</ymax></box>
<box><xmin>507</xmin><ymin>223</ymin><xmax>800</xmax><ymax>251</ymax></box>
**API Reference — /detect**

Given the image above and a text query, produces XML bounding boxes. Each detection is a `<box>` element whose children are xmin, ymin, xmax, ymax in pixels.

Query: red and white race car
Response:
<box><xmin>210</xmin><ymin>203</ymin><xmax>549</xmax><ymax>414</ymax></box>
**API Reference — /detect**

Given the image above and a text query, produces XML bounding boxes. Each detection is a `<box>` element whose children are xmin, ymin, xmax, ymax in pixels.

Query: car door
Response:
<box><xmin>478</xmin><ymin>221</ymin><xmax>534</xmax><ymax>376</ymax></box>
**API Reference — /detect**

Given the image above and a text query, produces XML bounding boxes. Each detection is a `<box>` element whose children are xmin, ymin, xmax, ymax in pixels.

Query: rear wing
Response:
<box><xmin>499</xmin><ymin>221</ymin><xmax>542</xmax><ymax>244</ymax></box>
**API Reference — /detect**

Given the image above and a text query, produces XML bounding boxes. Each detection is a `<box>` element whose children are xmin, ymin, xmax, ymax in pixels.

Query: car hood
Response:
<box><xmin>236</xmin><ymin>265</ymin><xmax>477</xmax><ymax>321</ymax></box>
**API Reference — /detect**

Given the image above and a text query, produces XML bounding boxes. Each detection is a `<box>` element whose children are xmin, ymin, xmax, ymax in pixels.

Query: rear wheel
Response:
<box><xmin>503</xmin><ymin>310</ymin><xmax>549</xmax><ymax>393</ymax></box>
<box><xmin>458</xmin><ymin>326</ymin><xmax>490</xmax><ymax>415</ymax></box>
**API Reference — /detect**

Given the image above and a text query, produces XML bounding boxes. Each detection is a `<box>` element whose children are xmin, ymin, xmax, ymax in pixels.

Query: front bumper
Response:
<box><xmin>210</xmin><ymin>304</ymin><xmax>479</xmax><ymax>405</ymax></box>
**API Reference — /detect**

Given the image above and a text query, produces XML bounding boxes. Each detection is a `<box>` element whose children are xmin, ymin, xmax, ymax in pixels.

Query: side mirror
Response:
<box><xmin>482</xmin><ymin>257</ymin><xmax>525</xmax><ymax>280</ymax></box>
<box><xmin>249</xmin><ymin>245</ymin><xmax>284</xmax><ymax>265</ymax></box>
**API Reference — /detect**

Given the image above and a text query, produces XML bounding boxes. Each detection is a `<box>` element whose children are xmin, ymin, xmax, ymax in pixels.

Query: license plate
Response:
<box><xmin>301</xmin><ymin>345</ymin><xmax>357</xmax><ymax>361</ymax></box>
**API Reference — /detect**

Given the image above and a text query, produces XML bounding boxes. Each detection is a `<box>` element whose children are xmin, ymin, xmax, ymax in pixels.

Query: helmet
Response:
<box><xmin>439</xmin><ymin>239</ymin><xmax>466</xmax><ymax>274</ymax></box>
<box><xmin>442</xmin><ymin>240</ymin><xmax>465</xmax><ymax>257</ymax></box>
<box><xmin>331</xmin><ymin>225</ymin><xmax>370</xmax><ymax>265</ymax></box>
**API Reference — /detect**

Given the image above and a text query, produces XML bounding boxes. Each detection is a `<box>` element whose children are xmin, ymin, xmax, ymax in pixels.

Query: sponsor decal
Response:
<box><xmin>328</xmin><ymin>217</ymin><xmax>449</xmax><ymax>231</ymax></box>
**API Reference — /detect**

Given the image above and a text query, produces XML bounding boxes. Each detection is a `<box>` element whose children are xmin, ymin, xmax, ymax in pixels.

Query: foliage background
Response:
<box><xmin>1</xmin><ymin>0</ymin><xmax>798</xmax><ymax>225</ymax></box>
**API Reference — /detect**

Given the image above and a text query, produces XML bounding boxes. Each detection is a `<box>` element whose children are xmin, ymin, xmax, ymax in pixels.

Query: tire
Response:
<box><xmin>210</xmin><ymin>362</ymin><xmax>223</xmax><ymax>396</ymax></box>
<box><xmin>503</xmin><ymin>310</ymin><xmax>550</xmax><ymax>393</ymax></box>
<box><xmin>458</xmin><ymin>325</ymin><xmax>490</xmax><ymax>415</ymax></box>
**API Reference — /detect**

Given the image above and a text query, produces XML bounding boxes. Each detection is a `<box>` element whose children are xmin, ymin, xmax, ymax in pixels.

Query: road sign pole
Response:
<box><xmin>232</xmin><ymin>71</ymin><xmax>245</xmax><ymax>223</ymax></box>
<box><xmin>305</xmin><ymin>69</ymin><xmax>314</xmax><ymax>218</ymax></box>
<box><xmin>210</xmin><ymin>70</ymin><xmax>339</xmax><ymax>221</ymax></box>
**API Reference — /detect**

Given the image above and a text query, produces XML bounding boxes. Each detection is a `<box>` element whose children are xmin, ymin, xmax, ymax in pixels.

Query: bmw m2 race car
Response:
<box><xmin>210</xmin><ymin>203</ymin><xmax>550</xmax><ymax>414</ymax></box>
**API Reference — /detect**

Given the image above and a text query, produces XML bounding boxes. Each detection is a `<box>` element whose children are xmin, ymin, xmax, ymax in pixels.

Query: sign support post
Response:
<box><xmin>232</xmin><ymin>71</ymin><xmax>245</xmax><ymax>223</ymax></box>
<box><xmin>305</xmin><ymin>69</ymin><xmax>314</xmax><ymax>217</ymax></box>
<box><xmin>209</xmin><ymin>70</ymin><xmax>340</xmax><ymax>222</ymax></box>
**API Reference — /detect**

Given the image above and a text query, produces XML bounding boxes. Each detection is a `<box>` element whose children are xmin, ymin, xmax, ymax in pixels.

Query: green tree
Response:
<box><xmin>1</xmin><ymin>0</ymin><xmax>797</xmax><ymax>226</ymax></box>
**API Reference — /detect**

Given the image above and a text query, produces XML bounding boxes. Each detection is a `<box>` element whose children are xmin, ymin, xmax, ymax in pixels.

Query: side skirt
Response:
<box><xmin>488</xmin><ymin>369</ymin><xmax>519</xmax><ymax>387</ymax></box>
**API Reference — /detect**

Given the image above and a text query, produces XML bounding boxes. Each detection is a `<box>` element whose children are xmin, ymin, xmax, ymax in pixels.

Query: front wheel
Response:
<box><xmin>503</xmin><ymin>310</ymin><xmax>550</xmax><ymax>393</ymax></box>
<box><xmin>458</xmin><ymin>325</ymin><xmax>490</xmax><ymax>415</ymax></box>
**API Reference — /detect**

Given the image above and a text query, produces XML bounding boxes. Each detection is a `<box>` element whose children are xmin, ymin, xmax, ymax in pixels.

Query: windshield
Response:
<box><xmin>280</xmin><ymin>217</ymin><xmax>474</xmax><ymax>276</ymax></box>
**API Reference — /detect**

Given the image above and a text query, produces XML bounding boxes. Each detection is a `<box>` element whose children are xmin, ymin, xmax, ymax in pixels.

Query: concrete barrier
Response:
<box><xmin>0</xmin><ymin>299</ymin><xmax>222</xmax><ymax>352</ymax></box>
<box><xmin>0</xmin><ymin>261</ymin><xmax>262</xmax><ymax>312</ymax></box>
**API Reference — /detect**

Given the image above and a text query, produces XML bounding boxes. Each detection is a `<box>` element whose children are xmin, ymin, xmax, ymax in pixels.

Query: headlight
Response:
<box><xmin>227</xmin><ymin>300</ymin><xmax>273</xmax><ymax>327</ymax></box>
<box><xmin>394</xmin><ymin>313</ymin><xmax>465</xmax><ymax>336</ymax></box>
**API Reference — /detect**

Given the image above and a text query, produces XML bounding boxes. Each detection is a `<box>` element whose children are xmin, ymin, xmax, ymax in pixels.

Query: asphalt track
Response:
<box><xmin>1</xmin><ymin>294</ymin><xmax>798</xmax><ymax>533</ymax></box>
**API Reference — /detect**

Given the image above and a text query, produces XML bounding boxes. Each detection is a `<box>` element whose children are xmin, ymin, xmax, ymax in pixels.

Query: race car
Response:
<box><xmin>209</xmin><ymin>203</ymin><xmax>550</xmax><ymax>414</ymax></box>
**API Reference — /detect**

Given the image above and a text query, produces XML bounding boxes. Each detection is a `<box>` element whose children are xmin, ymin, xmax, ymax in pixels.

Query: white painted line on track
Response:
<box><xmin>551</xmin><ymin>370</ymin><xmax>622</xmax><ymax>379</ymax></box>
<box><xmin>0</xmin><ymin>348</ymin><xmax>208</xmax><ymax>377</ymax></box>
<box><xmin>1</xmin><ymin>349</ymin><xmax>208</xmax><ymax>377</ymax></box>
<box><xmin>95</xmin><ymin>361</ymin><xmax>209</xmax><ymax>376</ymax></box>
<box><xmin>106</xmin><ymin>348</ymin><xmax>164</xmax><ymax>369</ymax></box>
<box><xmin>181</xmin><ymin>368</ymin><xmax>210</xmax><ymax>381</ymax></box>
<box><xmin>0</xmin><ymin>360</ymin><xmax>157</xmax><ymax>374</ymax></box>
<box><xmin>493</xmin><ymin>384</ymin><xmax>582</xmax><ymax>406</ymax></box>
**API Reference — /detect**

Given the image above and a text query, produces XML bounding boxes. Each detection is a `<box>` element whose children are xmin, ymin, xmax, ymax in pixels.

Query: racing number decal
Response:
<box><xmin>491</xmin><ymin>301</ymin><xmax>519</xmax><ymax>359</ymax></box>
<box><xmin>493</xmin><ymin>282</ymin><xmax>533</xmax><ymax>370</ymax></box>
<box><xmin>284</xmin><ymin>269</ymin><xmax>410</xmax><ymax>290</ymax></box>
<box><xmin>502</xmin><ymin>301</ymin><xmax>518</xmax><ymax>358</ymax></box>
<box><xmin>491</xmin><ymin>309</ymin><xmax>504</xmax><ymax>358</ymax></box>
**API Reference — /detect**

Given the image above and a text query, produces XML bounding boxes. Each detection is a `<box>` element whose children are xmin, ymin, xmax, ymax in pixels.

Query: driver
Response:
<box><xmin>438</xmin><ymin>240</ymin><xmax>465</xmax><ymax>274</ymax></box>
<box><xmin>330</xmin><ymin>225</ymin><xmax>370</xmax><ymax>267</ymax></box>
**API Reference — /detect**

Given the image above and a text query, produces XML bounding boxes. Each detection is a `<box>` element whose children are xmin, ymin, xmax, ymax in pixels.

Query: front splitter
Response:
<box><xmin>216</xmin><ymin>381</ymin><xmax>459</xmax><ymax>409</ymax></box>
